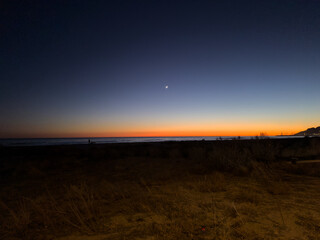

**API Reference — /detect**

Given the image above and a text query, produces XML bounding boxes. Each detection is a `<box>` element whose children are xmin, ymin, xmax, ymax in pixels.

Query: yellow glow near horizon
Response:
<box><xmin>2</xmin><ymin>111</ymin><xmax>316</xmax><ymax>138</ymax></box>
<box><xmin>1</xmin><ymin>121</ymin><xmax>307</xmax><ymax>138</ymax></box>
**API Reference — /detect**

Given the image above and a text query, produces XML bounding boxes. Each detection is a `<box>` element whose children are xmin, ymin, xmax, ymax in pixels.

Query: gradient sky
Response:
<box><xmin>1</xmin><ymin>0</ymin><xmax>320</xmax><ymax>138</ymax></box>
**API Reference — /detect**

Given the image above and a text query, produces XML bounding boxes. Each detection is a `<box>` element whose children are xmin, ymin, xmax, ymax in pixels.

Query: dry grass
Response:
<box><xmin>0</xmin><ymin>183</ymin><xmax>106</xmax><ymax>239</ymax></box>
<box><xmin>1</xmin><ymin>138</ymin><xmax>320</xmax><ymax>239</ymax></box>
<box><xmin>231</xmin><ymin>188</ymin><xmax>261</xmax><ymax>205</ymax></box>
<box><xmin>0</xmin><ymin>199</ymin><xmax>32</xmax><ymax>239</ymax></box>
<box><xmin>284</xmin><ymin>162</ymin><xmax>320</xmax><ymax>177</ymax></box>
<box><xmin>295</xmin><ymin>213</ymin><xmax>320</xmax><ymax>240</ymax></box>
<box><xmin>54</xmin><ymin>184</ymin><xmax>104</xmax><ymax>234</ymax></box>
<box><xmin>187</xmin><ymin>172</ymin><xmax>227</xmax><ymax>192</ymax></box>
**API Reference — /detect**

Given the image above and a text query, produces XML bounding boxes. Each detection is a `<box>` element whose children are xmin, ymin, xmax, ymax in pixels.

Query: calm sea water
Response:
<box><xmin>0</xmin><ymin>136</ymin><xmax>302</xmax><ymax>146</ymax></box>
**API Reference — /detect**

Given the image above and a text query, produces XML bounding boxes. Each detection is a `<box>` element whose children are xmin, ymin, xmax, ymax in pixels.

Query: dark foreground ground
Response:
<box><xmin>1</xmin><ymin>137</ymin><xmax>320</xmax><ymax>240</ymax></box>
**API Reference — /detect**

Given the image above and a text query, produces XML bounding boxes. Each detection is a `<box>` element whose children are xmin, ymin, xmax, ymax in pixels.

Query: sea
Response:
<box><xmin>0</xmin><ymin>136</ymin><xmax>302</xmax><ymax>147</ymax></box>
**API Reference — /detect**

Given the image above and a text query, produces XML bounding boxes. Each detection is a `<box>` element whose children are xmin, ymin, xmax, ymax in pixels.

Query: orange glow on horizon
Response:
<box><xmin>82</xmin><ymin>129</ymin><xmax>298</xmax><ymax>138</ymax></box>
<box><xmin>1</xmin><ymin>119</ymin><xmax>308</xmax><ymax>138</ymax></box>
<box><xmin>1</xmin><ymin>128</ymin><xmax>301</xmax><ymax>138</ymax></box>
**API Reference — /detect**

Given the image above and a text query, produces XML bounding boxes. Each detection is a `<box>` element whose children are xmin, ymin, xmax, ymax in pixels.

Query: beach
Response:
<box><xmin>1</xmin><ymin>137</ymin><xmax>320</xmax><ymax>239</ymax></box>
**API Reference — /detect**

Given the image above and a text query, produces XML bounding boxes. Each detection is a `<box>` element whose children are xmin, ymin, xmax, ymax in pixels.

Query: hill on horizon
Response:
<box><xmin>294</xmin><ymin>126</ymin><xmax>320</xmax><ymax>136</ymax></box>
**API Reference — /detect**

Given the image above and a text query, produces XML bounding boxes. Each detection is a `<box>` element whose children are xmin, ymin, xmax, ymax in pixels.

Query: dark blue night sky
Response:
<box><xmin>1</xmin><ymin>0</ymin><xmax>320</xmax><ymax>137</ymax></box>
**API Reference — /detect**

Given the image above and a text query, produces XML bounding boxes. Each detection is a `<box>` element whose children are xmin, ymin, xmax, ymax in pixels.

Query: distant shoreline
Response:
<box><xmin>275</xmin><ymin>134</ymin><xmax>294</xmax><ymax>136</ymax></box>
<box><xmin>0</xmin><ymin>135</ymin><xmax>305</xmax><ymax>147</ymax></box>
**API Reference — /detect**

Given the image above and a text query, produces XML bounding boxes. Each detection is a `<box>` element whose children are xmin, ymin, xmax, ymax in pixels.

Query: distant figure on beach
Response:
<box><xmin>88</xmin><ymin>139</ymin><xmax>91</xmax><ymax>144</ymax></box>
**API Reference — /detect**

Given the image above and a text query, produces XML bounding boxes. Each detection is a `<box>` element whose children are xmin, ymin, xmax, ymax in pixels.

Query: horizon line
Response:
<box><xmin>0</xmin><ymin>134</ymin><xmax>296</xmax><ymax>139</ymax></box>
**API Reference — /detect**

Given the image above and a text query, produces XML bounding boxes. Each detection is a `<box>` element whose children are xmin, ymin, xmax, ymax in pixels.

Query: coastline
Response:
<box><xmin>0</xmin><ymin>135</ymin><xmax>305</xmax><ymax>147</ymax></box>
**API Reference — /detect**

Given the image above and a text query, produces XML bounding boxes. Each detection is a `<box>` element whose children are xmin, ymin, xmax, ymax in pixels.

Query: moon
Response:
<box><xmin>165</xmin><ymin>85</ymin><xmax>168</xmax><ymax>89</ymax></box>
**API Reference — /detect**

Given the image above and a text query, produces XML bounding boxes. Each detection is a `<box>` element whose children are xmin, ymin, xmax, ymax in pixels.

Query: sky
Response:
<box><xmin>1</xmin><ymin>0</ymin><xmax>320</xmax><ymax>138</ymax></box>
